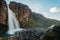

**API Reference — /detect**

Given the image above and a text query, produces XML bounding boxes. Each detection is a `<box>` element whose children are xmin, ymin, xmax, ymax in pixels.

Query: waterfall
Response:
<box><xmin>7</xmin><ymin>5</ymin><xmax>24</xmax><ymax>35</ymax></box>
<box><xmin>48</xmin><ymin>25</ymin><xmax>55</xmax><ymax>30</ymax></box>
<box><xmin>40</xmin><ymin>25</ymin><xmax>55</xmax><ymax>39</ymax></box>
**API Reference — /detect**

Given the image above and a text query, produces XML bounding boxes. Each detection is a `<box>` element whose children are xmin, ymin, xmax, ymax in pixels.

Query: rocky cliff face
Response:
<box><xmin>9</xmin><ymin>1</ymin><xmax>57</xmax><ymax>28</ymax></box>
<box><xmin>9</xmin><ymin>1</ymin><xmax>31</xmax><ymax>27</ymax></box>
<box><xmin>0</xmin><ymin>0</ymin><xmax>8</xmax><ymax>34</ymax></box>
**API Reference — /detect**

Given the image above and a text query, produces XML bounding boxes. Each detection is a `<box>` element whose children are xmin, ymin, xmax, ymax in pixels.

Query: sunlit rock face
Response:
<box><xmin>9</xmin><ymin>2</ymin><xmax>31</xmax><ymax>27</ymax></box>
<box><xmin>0</xmin><ymin>0</ymin><xmax>8</xmax><ymax>34</ymax></box>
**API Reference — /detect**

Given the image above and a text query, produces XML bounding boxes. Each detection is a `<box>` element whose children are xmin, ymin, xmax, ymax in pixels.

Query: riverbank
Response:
<box><xmin>0</xmin><ymin>28</ymin><xmax>45</xmax><ymax>40</ymax></box>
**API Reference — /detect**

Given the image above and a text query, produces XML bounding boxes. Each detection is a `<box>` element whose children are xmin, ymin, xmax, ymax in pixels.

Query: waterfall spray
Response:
<box><xmin>7</xmin><ymin>5</ymin><xmax>24</xmax><ymax>35</ymax></box>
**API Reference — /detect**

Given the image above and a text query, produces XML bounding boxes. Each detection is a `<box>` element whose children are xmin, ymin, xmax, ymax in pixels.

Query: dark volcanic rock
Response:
<box><xmin>0</xmin><ymin>0</ymin><xmax>8</xmax><ymax>34</ymax></box>
<box><xmin>52</xmin><ymin>25</ymin><xmax>60</xmax><ymax>34</ymax></box>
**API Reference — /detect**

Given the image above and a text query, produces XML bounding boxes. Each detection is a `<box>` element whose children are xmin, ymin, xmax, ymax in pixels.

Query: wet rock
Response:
<box><xmin>11</xmin><ymin>29</ymin><xmax>43</xmax><ymax>40</ymax></box>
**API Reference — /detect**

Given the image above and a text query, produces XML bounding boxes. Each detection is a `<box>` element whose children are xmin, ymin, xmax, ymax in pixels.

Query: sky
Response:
<box><xmin>6</xmin><ymin>0</ymin><xmax>60</xmax><ymax>21</ymax></box>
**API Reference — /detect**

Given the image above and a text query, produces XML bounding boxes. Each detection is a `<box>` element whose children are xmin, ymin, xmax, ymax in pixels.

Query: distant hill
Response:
<box><xmin>33</xmin><ymin>12</ymin><xmax>60</xmax><ymax>27</ymax></box>
<box><xmin>25</xmin><ymin>12</ymin><xmax>60</xmax><ymax>28</ymax></box>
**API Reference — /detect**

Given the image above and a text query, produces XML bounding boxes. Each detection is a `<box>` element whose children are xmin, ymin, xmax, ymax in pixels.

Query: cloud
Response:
<box><xmin>42</xmin><ymin>12</ymin><xmax>48</xmax><ymax>17</ymax></box>
<box><xmin>29</xmin><ymin>4</ymin><xmax>42</xmax><ymax>13</ymax></box>
<box><xmin>49</xmin><ymin>7</ymin><xmax>60</xmax><ymax>13</ymax></box>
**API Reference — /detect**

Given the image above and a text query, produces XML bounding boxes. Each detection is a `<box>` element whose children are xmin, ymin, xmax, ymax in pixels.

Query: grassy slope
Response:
<box><xmin>24</xmin><ymin>12</ymin><xmax>60</xmax><ymax>28</ymax></box>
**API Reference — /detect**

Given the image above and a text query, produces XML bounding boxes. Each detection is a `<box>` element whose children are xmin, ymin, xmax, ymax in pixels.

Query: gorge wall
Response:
<box><xmin>0</xmin><ymin>0</ymin><xmax>8</xmax><ymax>34</ymax></box>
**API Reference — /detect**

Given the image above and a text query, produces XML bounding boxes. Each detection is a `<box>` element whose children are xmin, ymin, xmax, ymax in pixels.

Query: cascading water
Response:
<box><xmin>48</xmin><ymin>24</ymin><xmax>55</xmax><ymax>30</ymax></box>
<box><xmin>40</xmin><ymin>25</ymin><xmax>55</xmax><ymax>39</ymax></box>
<box><xmin>7</xmin><ymin>5</ymin><xmax>24</xmax><ymax>35</ymax></box>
